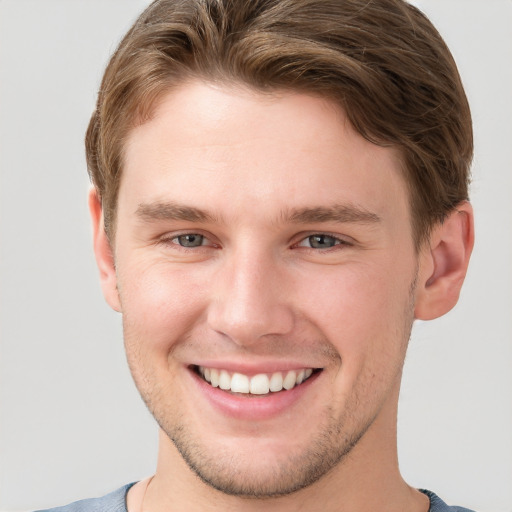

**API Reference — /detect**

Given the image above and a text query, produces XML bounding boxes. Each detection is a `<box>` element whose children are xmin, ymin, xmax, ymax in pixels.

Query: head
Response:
<box><xmin>86</xmin><ymin>0</ymin><xmax>472</xmax><ymax>249</ymax></box>
<box><xmin>87</xmin><ymin>0</ymin><xmax>474</xmax><ymax>501</ymax></box>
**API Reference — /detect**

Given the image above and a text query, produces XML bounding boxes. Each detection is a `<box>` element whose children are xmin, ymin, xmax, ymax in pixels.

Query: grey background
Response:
<box><xmin>1</xmin><ymin>1</ymin><xmax>511</xmax><ymax>511</ymax></box>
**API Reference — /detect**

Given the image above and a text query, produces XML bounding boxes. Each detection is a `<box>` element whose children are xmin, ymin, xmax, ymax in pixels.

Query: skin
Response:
<box><xmin>91</xmin><ymin>80</ymin><xmax>474</xmax><ymax>512</ymax></box>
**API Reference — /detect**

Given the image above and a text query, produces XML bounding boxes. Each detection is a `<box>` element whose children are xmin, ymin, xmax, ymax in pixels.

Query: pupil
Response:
<box><xmin>179</xmin><ymin>234</ymin><xmax>203</xmax><ymax>247</ymax></box>
<box><xmin>310</xmin><ymin>235</ymin><xmax>335</xmax><ymax>248</ymax></box>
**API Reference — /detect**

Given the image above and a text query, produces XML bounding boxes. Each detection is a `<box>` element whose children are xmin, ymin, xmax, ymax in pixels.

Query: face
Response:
<box><xmin>107</xmin><ymin>81</ymin><xmax>422</xmax><ymax>497</ymax></box>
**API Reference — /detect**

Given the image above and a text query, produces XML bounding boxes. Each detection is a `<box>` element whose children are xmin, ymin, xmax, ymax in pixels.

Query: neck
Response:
<box><xmin>138</xmin><ymin>384</ymin><xmax>429</xmax><ymax>512</ymax></box>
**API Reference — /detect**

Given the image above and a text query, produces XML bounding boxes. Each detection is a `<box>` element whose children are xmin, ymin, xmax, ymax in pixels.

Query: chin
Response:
<box><xmin>159</xmin><ymin>409</ymin><xmax>369</xmax><ymax>499</ymax></box>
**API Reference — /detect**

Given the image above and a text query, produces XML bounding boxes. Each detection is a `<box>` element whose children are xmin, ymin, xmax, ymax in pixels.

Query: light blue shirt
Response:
<box><xmin>35</xmin><ymin>484</ymin><xmax>477</xmax><ymax>512</ymax></box>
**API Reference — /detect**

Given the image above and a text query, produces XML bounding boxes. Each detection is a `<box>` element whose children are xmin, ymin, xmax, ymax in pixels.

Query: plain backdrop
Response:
<box><xmin>1</xmin><ymin>1</ymin><xmax>511</xmax><ymax>511</ymax></box>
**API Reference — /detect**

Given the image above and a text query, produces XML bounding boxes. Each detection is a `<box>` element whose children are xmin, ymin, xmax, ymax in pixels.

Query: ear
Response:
<box><xmin>415</xmin><ymin>201</ymin><xmax>474</xmax><ymax>320</ymax></box>
<box><xmin>88</xmin><ymin>187</ymin><xmax>121</xmax><ymax>312</ymax></box>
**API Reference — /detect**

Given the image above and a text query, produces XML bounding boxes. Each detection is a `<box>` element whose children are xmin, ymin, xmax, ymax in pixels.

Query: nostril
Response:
<box><xmin>206</xmin><ymin>305</ymin><xmax>295</xmax><ymax>346</ymax></box>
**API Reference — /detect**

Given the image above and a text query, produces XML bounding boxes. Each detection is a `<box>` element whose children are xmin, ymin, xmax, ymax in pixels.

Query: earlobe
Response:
<box><xmin>415</xmin><ymin>202</ymin><xmax>474</xmax><ymax>320</ymax></box>
<box><xmin>88</xmin><ymin>187</ymin><xmax>121</xmax><ymax>312</ymax></box>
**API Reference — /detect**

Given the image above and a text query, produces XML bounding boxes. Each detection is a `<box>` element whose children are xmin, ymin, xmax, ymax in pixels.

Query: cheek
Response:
<box><xmin>118</xmin><ymin>261</ymin><xmax>209</xmax><ymax>351</ymax></box>
<box><xmin>298</xmin><ymin>260</ymin><xmax>415</xmax><ymax>361</ymax></box>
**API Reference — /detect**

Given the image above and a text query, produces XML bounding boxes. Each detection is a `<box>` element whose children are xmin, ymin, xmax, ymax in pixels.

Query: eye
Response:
<box><xmin>297</xmin><ymin>234</ymin><xmax>346</xmax><ymax>249</ymax></box>
<box><xmin>172</xmin><ymin>234</ymin><xmax>207</xmax><ymax>247</ymax></box>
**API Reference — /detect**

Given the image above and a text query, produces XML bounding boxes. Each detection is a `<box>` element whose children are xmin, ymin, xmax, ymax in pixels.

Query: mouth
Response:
<box><xmin>193</xmin><ymin>365</ymin><xmax>321</xmax><ymax>395</ymax></box>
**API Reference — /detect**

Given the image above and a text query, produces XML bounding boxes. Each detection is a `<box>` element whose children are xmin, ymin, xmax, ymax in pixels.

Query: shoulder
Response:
<box><xmin>34</xmin><ymin>483</ymin><xmax>135</xmax><ymax>512</ymax></box>
<box><xmin>420</xmin><ymin>489</ymin><xmax>478</xmax><ymax>512</ymax></box>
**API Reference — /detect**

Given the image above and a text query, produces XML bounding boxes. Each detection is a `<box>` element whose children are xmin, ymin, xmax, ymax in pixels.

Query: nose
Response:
<box><xmin>207</xmin><ymin>248</ymin><xmax>294</xmax><ymax>346</ymax></box>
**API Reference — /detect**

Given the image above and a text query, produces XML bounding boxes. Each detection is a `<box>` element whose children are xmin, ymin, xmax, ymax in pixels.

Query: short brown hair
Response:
<box><xmin>86</xmin><ymin>0</ymin><xmax>472</xmax><ymax>247</ymax></box>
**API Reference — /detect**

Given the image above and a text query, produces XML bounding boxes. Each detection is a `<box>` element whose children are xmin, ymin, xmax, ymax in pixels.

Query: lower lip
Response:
<box><xmin>188</xmin><ymin>368</ymin><xmax>321</xmax><ymax>421</ymax></box>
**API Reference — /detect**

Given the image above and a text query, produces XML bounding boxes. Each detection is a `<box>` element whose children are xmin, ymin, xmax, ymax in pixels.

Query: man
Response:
<box><xmin>39</xmin><ymin>0</ymin><xmax>476</xmax><ymax>510</ymax></box>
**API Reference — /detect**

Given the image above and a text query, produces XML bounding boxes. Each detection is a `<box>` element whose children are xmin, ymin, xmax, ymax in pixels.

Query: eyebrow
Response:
<box><xmin>286</xmin><ymin>205</ymin><xmax>381</xmax><ymax>225</ymax></box>
<box><xmin>135</xmin><ymin>201</ymin><xmax>381</xmax><ymax>225</ymax></box>
<box><xmin>136</xmin><ymin>202</ymin><xmax>218</xmax><ymax>223</ymax></box>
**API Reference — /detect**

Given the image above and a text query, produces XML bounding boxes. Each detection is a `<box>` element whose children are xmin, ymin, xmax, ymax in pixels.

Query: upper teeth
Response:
<box><xmin>198</xmin><ymin>367</ymin><xmax>314</xmax><ymax>394</ymax></box>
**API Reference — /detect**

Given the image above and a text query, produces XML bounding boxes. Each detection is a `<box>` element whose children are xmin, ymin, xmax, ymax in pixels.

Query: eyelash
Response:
<box><xmin>295</xmin><ymin>233</ymin><xmax>352</xmax><ymax>250</ymax></box>
<box><xmin>158</xmin><ymin>232</ymin><xmax>216</xmax><ymax>249</ymax></box>
<box><xmin>158</xmin><ymin>232</ymin><xmax>352</xmax><ymax>251</ymax></box>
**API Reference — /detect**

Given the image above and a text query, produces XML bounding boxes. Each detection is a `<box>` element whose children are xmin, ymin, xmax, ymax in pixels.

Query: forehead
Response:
<box><xmin>120</xmin><ymin>80</ymin><xmax>410</xmax><ymax>229</ymax></box>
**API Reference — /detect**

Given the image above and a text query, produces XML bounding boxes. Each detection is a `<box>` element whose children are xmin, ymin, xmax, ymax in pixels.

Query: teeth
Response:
<box><xmin>282</xmin><ymin>370</ymin><xmax>296</xmax><ymax>390</ymax></box>
<box><xmin>269</xmin><ymin>372</ymin><xmax>283</xmax><ymax>392</ymax></box>
<box><xmin>198</xmin><ymin>366</ymin><xmax>316</xmax><ymax>395</ymax></box>
<box><xmin>250</xmin><ymin>374</ymin><xmax>270</xmax><ymax>395</ymax></box>
<box><xmin>219</xmin><ymin>370</ymin><xmax>231</xmax><ymax>390</ymax></box>
<box><xmin>231</xmin><ymin>373</ymin><xmax>250</xmax><ymax>393</ymax></box>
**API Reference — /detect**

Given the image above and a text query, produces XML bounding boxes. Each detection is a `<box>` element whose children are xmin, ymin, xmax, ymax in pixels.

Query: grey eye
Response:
<box><xmin>175</xmin><ymin>234</ymin><xmax>205</xmax><ymax>247</ymax></box>
<box><xmin>307</xmin><ymin>234</ymin><xmax>338</xmax><ymax>249</ymax></box>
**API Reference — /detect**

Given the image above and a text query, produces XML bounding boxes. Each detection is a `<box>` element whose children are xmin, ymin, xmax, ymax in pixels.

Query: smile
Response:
<box><xmin>196</xmin><ymin>366</ymin><xmax>317</xmax><ymax>395</ymax></box>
